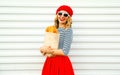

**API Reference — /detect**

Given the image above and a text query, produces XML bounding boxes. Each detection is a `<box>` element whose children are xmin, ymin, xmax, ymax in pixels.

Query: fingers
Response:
<box><xmin>45</xmin><ymin>53</ymin><xmax>56</xmax><ymax>58</ymax></box>
<box><xmin>40</xmin><ymin>46</ymin><xmax>53</xmax><ymax>54</ymax></box>
<box><xmin>39</xmin><ymin>46</ymin><xmax>56</xmax><ymax>57</ymax></box>
<box><xmin>40</xmin><ymin>46</ymin><xmax>48</xmax><ymax>51</ymax></box>
<box><xmin>47</xmin><ymin>50</ymin><xmax>54</xmax><ymax>54</ymax></box>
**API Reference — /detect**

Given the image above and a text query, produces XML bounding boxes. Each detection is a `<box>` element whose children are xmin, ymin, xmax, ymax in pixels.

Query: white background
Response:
<box><xmin>0</xmin><ymin>0</ymin><xmax>120</xmax><ymax>75</ymax></box>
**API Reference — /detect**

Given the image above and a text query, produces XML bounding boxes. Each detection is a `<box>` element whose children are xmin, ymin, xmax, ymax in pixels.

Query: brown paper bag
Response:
<box><xmin>44</xmin><ymin>32</ymin><xmax>59</xmax><ymax>56</ymax></box>
<box><xmin>41</xmin><ymin>25</ymin><xmax>59</xmax><ymax>57</ymax></box>
<box><xmin>44</xmin><ymin>32</ymin><xmax>59</xmax><ymax>49</ymax></box>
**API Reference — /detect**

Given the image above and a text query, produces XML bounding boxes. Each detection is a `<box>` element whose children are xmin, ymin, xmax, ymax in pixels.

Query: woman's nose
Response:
<box><xmin>61</xmin><ymin>14</ymin><xmax>65</xmax><ymax>18</ymax></box>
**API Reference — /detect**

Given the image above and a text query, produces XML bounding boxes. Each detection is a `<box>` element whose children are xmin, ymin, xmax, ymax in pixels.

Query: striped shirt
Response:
<box><xmin>58</xmin><ymin>27</ymin><xmax>73</xmax><ymax>55</ymax></box>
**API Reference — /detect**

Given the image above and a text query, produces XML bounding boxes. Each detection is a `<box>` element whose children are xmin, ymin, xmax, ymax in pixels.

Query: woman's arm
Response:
<box><xmin>52</xmin><ymin>28</ymin><xmax>73</xmax><ymax>56</ymax></box>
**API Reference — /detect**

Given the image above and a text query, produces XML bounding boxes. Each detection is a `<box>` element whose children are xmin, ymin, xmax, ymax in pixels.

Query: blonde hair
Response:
<box><xmin>54</xmin><ymin>15</ymin><xmax>72</xmax><ymax>29</ymax></box>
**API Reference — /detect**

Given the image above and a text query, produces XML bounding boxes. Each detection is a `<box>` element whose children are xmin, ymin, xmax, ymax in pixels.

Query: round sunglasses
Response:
<box><xmin>58</xmin><ymin>12</ymin><xmax>69</xmax><ymax>17</ymax></box>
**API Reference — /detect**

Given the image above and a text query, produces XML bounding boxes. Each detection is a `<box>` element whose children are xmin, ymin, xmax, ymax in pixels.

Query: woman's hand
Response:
<box><xmin>40</xmin><ymin>46</ymin><xmax>46</xmax><ymax>53</ymax></box>
<box><xmin>45</xmin><ymin>48</ymin><xmax>57</xmax><ymax>57</ymax></box>
<box><xmin>51</xmin><ymin>49</ymin><xmax>65</xmax><ymax>56</ymax></box>
<box><xmin>40</xmin><ymin>46</ymin><xmax>53</xmax><ymax>56</ymax></box>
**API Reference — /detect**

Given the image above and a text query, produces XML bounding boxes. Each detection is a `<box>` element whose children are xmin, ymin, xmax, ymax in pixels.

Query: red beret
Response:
<box><xmin>56</xmin><ymin>5</ymin><xmax>73</xmax><ymax>17</ymax></box>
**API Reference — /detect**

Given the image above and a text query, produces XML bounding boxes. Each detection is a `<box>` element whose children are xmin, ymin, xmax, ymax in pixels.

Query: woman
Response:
<box><xmin>40</xmin><ymin>5</ymin><xmax>74</xmax><ymax>75</ymax></box>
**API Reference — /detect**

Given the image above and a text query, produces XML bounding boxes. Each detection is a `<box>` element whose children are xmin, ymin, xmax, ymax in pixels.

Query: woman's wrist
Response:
<box><xmin>52</xmin><ymin>49</ymin><xmax>65</xmax><ymax>56</ymax></box>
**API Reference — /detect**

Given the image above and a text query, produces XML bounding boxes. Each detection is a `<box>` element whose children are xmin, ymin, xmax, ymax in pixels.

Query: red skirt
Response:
<box><xmin>42</xmin><ymin>56</ymin><xmax>74</xmax><ymax>75</ymax></box>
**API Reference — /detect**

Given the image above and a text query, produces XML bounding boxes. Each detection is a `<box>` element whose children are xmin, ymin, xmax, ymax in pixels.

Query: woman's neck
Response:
<box><xmin>59</xmin><ymin>24</ymin><xmax>66</xmax><ymax>28</ymax></box>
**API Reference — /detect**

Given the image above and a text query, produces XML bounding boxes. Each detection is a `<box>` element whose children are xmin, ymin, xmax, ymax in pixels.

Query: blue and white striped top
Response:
<box><xmin>58</xmin><ymin>27</ymin><xmax>73</xmax><ymax>55</ymax></box>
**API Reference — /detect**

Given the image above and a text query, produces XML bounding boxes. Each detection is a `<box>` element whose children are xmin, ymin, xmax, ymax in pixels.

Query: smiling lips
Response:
<box><xmin>59</xmin><ymin>18</ymin><xmax>65</xmax><ymax>21</ymax></box>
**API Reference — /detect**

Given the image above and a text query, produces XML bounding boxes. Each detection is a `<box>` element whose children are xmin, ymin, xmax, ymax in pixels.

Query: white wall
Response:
<box><xmin>0</xmin><ymin>0</ymin><xmax>120</xmax><ymax>75</ymax></box>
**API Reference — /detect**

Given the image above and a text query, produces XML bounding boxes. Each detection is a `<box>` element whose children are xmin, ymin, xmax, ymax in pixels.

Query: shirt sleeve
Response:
<box><xmin>62</xmin><ymin>29</ymin><xmax>73</xmax><ymax>55</ymax></box>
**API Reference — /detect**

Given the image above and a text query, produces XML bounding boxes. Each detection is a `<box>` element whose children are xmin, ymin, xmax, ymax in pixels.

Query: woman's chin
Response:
<box><xmin>59</xmin><ymin>21</ymin><xmax>66</xmax><ymax>24</ymax></box>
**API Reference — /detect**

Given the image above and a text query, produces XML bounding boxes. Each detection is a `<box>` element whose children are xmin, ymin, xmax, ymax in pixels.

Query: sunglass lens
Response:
<box><xmin>58</xmin><ymin>12</ymin><xmax>62</xmax><ymax>15</ymax></box>
<box><xmin>64</xmin><ymin>14</ymin><xmax>68</xmax><ymax>17</ymax></box>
